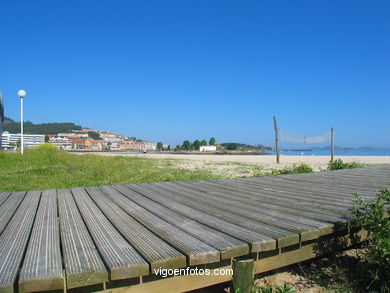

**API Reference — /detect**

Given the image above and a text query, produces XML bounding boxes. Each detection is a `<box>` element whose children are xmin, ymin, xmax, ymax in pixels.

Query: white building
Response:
<box><xmin>1</xmin><ymin>131</ymin><xmax>45</xmax><ymax>150</ymax></box>
<box><xmin>142</xmin><ymin>141</ymin><xmax>157</xmax><ymax>151</ymax></box>
<box><xmin>48</xmin><ymin>136</ymin><xmax>72</xmax><ymax>150</ymax></box>
<box><xmin>58</xmin><ymin>133</ymin><xmax>88</xmax><ymax>138</ymax></box>
<box><xmin>199</xmin><ymin>145</ymin><xmax>217</xmax><ymax>152</ymax></box>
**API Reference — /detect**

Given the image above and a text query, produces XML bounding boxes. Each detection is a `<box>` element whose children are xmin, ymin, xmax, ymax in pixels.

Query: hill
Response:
<box><xmin>3</xmin><ymin>117</ymin><xmax>82</xmax><ymax>134</ymax></box>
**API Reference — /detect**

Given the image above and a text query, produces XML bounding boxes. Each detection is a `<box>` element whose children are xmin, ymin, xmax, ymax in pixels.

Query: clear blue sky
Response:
<box><xmin>1</xmin><ymin>0</ymin><xmax>389</xmax><ymax>147</ymax></box>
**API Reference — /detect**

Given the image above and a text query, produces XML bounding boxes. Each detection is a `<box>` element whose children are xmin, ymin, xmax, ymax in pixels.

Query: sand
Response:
<box><xmin>79</xmin><ymin>152</ymin><xmax>390</xmax><ymax>172</ymax></box>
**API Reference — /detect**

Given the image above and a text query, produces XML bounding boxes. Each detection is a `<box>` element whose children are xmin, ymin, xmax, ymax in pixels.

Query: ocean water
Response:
<box><xmin>267</xmin><ymin>148</ymin><xmax>390</xmax><ymax>156</ymax></box>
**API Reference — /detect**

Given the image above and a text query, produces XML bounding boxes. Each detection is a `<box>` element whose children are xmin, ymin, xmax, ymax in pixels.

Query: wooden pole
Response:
<box><xmin>273</xmin><ymin>116</ymin><xmax>280</xmax><ymax>164</ymax></box>
<box><xmin>232</xmin><ymin>257</ymin><xmax>254</xmax><ymax>293</ymax></box>
<box><xmin>331</xmin><ymin>127</ymin><xmax>334</xmax><ymax>162</ymax></box>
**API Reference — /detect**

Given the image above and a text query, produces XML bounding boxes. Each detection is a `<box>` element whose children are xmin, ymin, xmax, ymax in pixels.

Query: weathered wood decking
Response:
<box><xmin>0</xmin><ymin>165</ymin><xmax>389</xmax><ymax>293</ymax></box>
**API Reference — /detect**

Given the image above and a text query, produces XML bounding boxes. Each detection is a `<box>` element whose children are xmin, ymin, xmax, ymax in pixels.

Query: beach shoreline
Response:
<box><xmin>75</xmin><ymin>152</ymin><xmax>390</xmax><ymax>172</ymax></box>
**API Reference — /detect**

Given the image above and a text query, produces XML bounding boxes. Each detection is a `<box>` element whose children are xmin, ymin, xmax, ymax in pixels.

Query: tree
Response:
<box><xmin>182</xmin><ymin>140</ymin><xmax>191</xmax><ymax>150</ymax></box>
<box><xmin>192</xmin><ymin>140</ymin><xmax>201</xmax><ymax>150</ymax></box>
<box><xmin>209</xmin><ymin>137</ymin><xmax>216</xmax><ymax>145</ymax></box>
<box><xmin>3</xmin><ymin>116</ymin><xmax>82</xmax><ymax>134</ymax></box>
<box><xmin>175</xmin><ymin>145</ymin><xmax>181</xmax><ymax>150</ymax></box>
<box><xmin>167</xmin><ymin>145</ymin><xmax>171</xmax><ymax>150</ymax></box>
<box><xmin>156</xmin><ymin>142</ymin><xmax>163</xmax><ymax>150</ymax></box>
<box><xmin>88</xmin><ymin>131</ymin><xmax>101</xmax><ymax>140</ymax></box>
<box><xmin>200</xmin><ymin>139</ymin><xmax>207</xmax><ymax>146</ymax></box>
<box><xmin>225</xmin><ymin>143</ymin><xmax>238</xmax><ymax>150</ymax></box>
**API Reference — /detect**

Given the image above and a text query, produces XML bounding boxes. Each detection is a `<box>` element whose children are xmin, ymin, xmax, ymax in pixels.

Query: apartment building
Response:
<box><xmin>1</xmin><ymin>131</ymin><xmax>45</xmax><ymax>150</ymax></box>
<box><xmin>47</xmin><ymin>135</ymin><xmax>72</xmax><ymax>150</ymax></box>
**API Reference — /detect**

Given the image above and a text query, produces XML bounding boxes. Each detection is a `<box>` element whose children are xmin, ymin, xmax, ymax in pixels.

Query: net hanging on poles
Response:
<box><xmin>280</xmin><ymin>129</ymin><xmax>331</xmax><ymax>144</ymax></box>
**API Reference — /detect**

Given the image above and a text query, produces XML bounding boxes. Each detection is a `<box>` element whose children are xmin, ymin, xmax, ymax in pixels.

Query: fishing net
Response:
<box><xmin>280</xmin><ymin>129</ymin><xmax>331</xmax><ymax>144</ymax></box>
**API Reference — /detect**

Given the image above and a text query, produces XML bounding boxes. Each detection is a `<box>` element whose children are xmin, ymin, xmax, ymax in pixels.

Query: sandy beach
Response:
<box><xmin>78</xmin><ymin>152</ymin><xmax>390</xmax><ymax>172</ymax></box>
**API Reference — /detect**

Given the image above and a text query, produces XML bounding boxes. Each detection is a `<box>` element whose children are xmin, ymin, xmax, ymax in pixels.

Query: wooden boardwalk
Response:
<box><xmin>0</xmin><ymin>165</ymin><xmax>389</xmax><ymax>293</ymax></box>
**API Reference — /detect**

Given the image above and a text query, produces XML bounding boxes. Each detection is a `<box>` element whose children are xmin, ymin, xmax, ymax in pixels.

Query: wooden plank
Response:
<box><xmin>99</xmin><ymin>186</ymin><xmax>220</xmax><ymax>266</ymax></box>
<box><xmin>0</xmin><ymin>193</ymin><xmax>11</xmax><ymax>207</ymax></box>
<box><xmin>173</xmin><ymin>181</ymin><xmax>351</xmax><ymax>231</ymax></box>
<box><xmin>238</xmin><ymin>178</ymin><xmax>376</xmax><ymax>209</ymax></box>
<box><xmin>103</xmin><ymin>186</ymin><xmax>249</xmax><ymax>259</ymax></box>
<box><xmin>216</xmin><ymin>178</ymin><xmax>351</xmax><ymax>215</ymax></box>
<box><xmin>57</xmin><ymin>189</ymin><xmax>108</xmax><ymax>289</ymax></box>
<box><xmin>0</xmin><ymin>192</ymin><xmax>26</xmax><ymax>235</ymax></box>
<box><xmin>216</xmin><ymin>177</ymin><xmax>357</xmax><ymax>208</ymax></box>
<box><xmin>71</xmin><ymin>187</ymin><xmax>149</xmax><ymax>280</ymax></box>
<box><xmin>198</xmin><ymin>180</ymin><xmax>349</xmax><ymax>215</ymax></box>
<box><xmin>19</xmin><ymin>190</ymin><xmax>63</xmax><ymax>293</ymax></box>
<box><xmin>142</xmin><ymin>182</ymin><xmax>302</xmax><ymax>245</ymax></box>
<box><xmin>85</xmin><ymin>186</ymin><xmax>186</xmax><ymax>270</ymax></box>
<box><xmin>93</xmin><ymin>229</ymin><xmax>368</xmax><ymax>293</ymax></box>
<box><xmin>276</xmin><ymin>174</ymin><xmax>388</xmax><ymax>193</ymax></box>
<box><xmin>218</xmin><ymin>179</ymin><xmax>355</xmax><ymax>213</ymax></box>
<box><xmin>251</xmin><ymin>175</ymin><xmax>380</xmax><ymax>196</ymax></box>
<box><xmin>0</xmin><ymin>191</ymin><xmax>41</xmax><ymax>293</ymax></box>
<box><xmin>271</xmin><ymin>167</ymin><xmax>390</xmax><ymax>187</ymax></box>
<box><xmin>206</xmin><ymin>179</ymin><xmax>353</xmax><ymax>210</ymax></box>
<box><xmin>122</xmin><ymin>184</ymin><xmax>282</xmax><ymax>250</ymax></box>
<box><xmin>240</xmin><ymin>177</ymin><xmax>367</xmax><ymax>202</ymax></box>
<box><xmin>160</xmin><ymin>182</ymin><xmax>324</xmax><ymax>240</ymax></box>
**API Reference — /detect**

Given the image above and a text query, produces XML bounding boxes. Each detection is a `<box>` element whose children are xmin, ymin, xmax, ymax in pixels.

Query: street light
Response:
<box><xmin>18</xmin><ymin>90</ymin><xmax>26</xmax><ymax>154</ymax></box>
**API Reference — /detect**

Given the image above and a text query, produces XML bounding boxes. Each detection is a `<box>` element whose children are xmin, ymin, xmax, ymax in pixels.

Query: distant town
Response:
<box><xmin>1</xmin><ymin>127</ymin><xmax>272</xmax><ymax>154</ymax></box>
<box><xmin>1</xmin><ymin>127</ymin><xmax>161</xmax><ymax>152</ymax></box>
<box><xmin>0</xmin><ymin>100</ymin><xmax>271</xmax><ymax>153</ymax></box>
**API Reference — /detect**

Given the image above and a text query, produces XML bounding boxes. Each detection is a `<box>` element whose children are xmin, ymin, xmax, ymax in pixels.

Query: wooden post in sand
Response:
<box><xmin>232</xmin><ymin>257</ymin><xmax>254</xmax><ymax>293</ymax></box>
<box><xmin>331</xmin><ymin>127</ymin><xmax>334</xmax><ymax>162</ymax></box>
<box><xmin>273</xmin><ymin>116</ymin><xmax>280</xmax><ymax>164</ymax></box>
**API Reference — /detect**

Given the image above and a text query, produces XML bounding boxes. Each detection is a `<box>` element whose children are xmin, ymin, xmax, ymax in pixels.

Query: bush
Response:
<box><xmin>270</xmin><ymin>163</ymin><xmax>313</xmax><ymax>176</ymax></box>
<box><xmin>328</xmin><ymin>159</ymin><xmax>363</xmax><ymax>170</ymax></box>
<box><xmin>292</xmin><ymin>163</ymin><xmax>313</xmax><ymax>174</ymax></box>
<box><xmin>351</xmin><ymin>189</ymin><xmax>390</xmax><ymax>291</ymax></box>
<box><xmin>234</xmin><ymin>282</ymin><xmax>295</xmax><ymax>293</ymax></box>
<box><xmin>259</xmin><ymin>284</ymin><xmax>295</xmax><ymax>293</ymax></box>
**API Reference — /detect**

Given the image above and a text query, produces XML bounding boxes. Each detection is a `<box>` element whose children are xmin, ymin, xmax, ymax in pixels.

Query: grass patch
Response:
<box><xmin>268</xmin><ymin>163</ymin><xmax>313</xmax><ymax>176</ymax></box>
<box><xmin>1</xmin><ymin>148</ymin><xmax>317</xmax><ymax>191</ymax></box>
<box><xmin>328</xmin><ymin>159</ymin><xmax>364</xmax><ymax>170</ymax></box>
<box><xmin>0</xmin><ymin>145</ymin><xmax>221</xmax><ymax>192</ymax></box>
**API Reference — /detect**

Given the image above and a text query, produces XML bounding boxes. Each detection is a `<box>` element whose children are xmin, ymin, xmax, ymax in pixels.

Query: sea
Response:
<box><xmin>267</xmin><ymin>148</ymin><xmax>390</xmax><ymax>156</ymax></box>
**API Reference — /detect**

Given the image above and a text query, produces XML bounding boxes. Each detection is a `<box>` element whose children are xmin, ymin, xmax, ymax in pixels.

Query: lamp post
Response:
<box><xmin>18</xmin><ymin>90</ymin><xmax>26</xmax><ymax>154</ymax></box>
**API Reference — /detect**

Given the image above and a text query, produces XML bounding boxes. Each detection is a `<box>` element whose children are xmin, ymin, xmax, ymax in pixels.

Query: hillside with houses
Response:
<box><xmin>1</xmin><ymin>117</ymin><xmax>157</xmax><ymax>152</ymax></box>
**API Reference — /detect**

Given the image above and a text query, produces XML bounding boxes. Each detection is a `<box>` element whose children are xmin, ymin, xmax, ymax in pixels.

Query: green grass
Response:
<box><xmin>0</xmin><ymin>145</ymin><xmax>221</xmax><ymax>192</ymax></box>
<box><xmin>328</xmin><ymin>159</ymin><xmax>365</xmax><ymax>170</ymax></box>
<box><xmin>268</xmin><ymin>163</ymin><xmax>313</xmax><ymax>176</ymax></box>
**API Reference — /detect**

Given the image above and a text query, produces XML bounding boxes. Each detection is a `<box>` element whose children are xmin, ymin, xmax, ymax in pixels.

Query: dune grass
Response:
<box><xmin>0</xmin><ymin>145</ymin><xmax>220</xmax><ymax>192</ymax></box>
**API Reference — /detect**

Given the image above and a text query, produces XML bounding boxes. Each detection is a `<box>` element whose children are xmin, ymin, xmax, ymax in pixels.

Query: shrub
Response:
<box><xmin>257</xmin><ymin>284</ymin><xmax>295</xmax><ymax>293</ymax></box>
<box><xmin>292</xmin><ymin>163</ymin><xmax>313</xmax><ymax>174</ymax></box>
<box><xmin>351</xmin><ymin>188</ymin><xmax>390</xmax><ymax>291</ymax></box>
<box><xmin>270</xmin><ymin>163</ymin><xmax>313</xmax><ymax>176</ymax></box>
<box><xmin>328</xmin><ymin>159</ymin><xmax>363</xmax><ymax>170</ymax></box>
<box><xmin>234</xmin><ymin>282</ymin><xmax>295</xmax><ymax>293</ymax></box>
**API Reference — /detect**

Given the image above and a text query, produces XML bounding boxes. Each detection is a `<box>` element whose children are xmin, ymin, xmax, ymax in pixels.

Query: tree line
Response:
<box><xmin>175</xmin><ymin>137</ymin><xmax>216</xmax><ymax>151</ymax></box>
<box><xmin>156</xmin><ymin>138</ymin><xmax>216</xmax><ymax>151</ymax></box>
<box><xmin>3</xmin><ymin>116</ymin><xmax>82</xmax><ymax>134</ymax></box>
